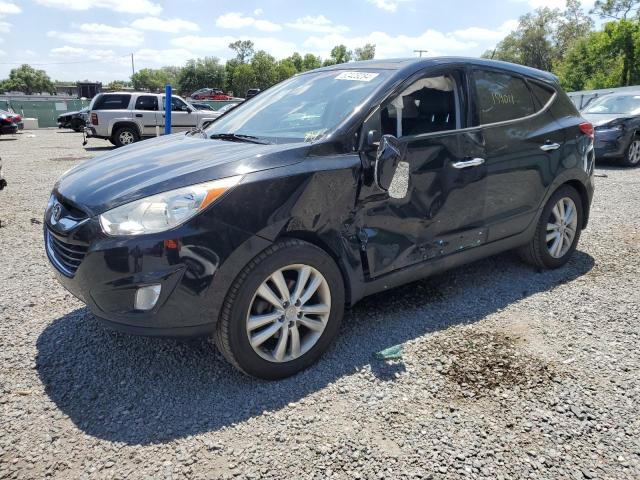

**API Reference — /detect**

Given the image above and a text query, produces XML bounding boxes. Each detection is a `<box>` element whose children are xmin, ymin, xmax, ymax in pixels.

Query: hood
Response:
<box><xmin>581</xmin><ymin>113</ymin><xmax>630</xmax><ymax>127</ymax></box>
<box><xmin>55</xmin><ymin>133</ymin><xmax>307</xmax><ymax>215</ymax></box>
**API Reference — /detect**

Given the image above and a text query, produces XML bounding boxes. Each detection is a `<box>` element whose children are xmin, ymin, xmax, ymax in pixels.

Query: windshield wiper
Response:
<box><xmin>209</xmin><ymin>133</ymin><xmax>271</xmax><ymax>144</ymax></box>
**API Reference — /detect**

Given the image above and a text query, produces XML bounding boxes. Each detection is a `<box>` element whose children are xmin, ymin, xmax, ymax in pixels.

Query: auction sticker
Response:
<box><xmin>335</xmin><ymin>71</ymin><xmax>379</xmax><ymax>82</ymax></box>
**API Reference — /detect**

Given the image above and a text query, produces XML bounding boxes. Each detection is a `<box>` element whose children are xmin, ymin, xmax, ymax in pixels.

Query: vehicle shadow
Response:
<box><xmin>84</xmin><ymin>146</ymin><xmax>115</xmax><ymax>152</ymax></box>
<box><xmin>0</xmin><ymin>137</ymin><xmax>18</xmax><ymax>141</ymax></box>
<box><xmin>36</xmin><ymin>250</ymin><xmax>595</xmax><ymax>445</ymax></box>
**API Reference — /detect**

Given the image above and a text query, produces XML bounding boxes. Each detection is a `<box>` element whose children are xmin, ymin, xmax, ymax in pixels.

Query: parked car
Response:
<box><xmin>245</xmin><ymin>88</ymin><xmax>260</xmax><ymax>99</ymax></box>
<box><xmin>58</xmin><ymin>107</ymin><xmax>89</xmax><ymax>132</ymax></box>
<box><xmin>0</xmin><ymin>109</ymin><xmax>22</xmax><ymax>130</ymax></box>
<box><xmin>191</xmin><ymin>88</ymin><xmax>233</xmax><ymax>101</ymax></box>
<box><xmin>190</xmin><ymin>102</ymin><xmax>215</xmax><ymax>111</ymax></box>
<box><xmin>581</xmin><ymin>91</ymin><xmax>640</xmax><ymax>167</ymax></box>
<box><xmin>84</xmin><ymin>92</ymin><xmax>218</xmax><ymax>147</ymax></box>
<box><xmin>45</xmin><ymin>58</ymin><xmax>595</xmax><ymax>379</ymax></box>
<box><xmin>0</xmin><ymin>111</ymin><xmax>18</xmax><ymax>135</ymax></box>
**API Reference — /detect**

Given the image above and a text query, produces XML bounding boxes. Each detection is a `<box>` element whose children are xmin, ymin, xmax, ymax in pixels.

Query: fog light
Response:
<box><xmin>135</xmin><ymin>284</ymin><xmax>161</xmax><ymax>311</ymax></box>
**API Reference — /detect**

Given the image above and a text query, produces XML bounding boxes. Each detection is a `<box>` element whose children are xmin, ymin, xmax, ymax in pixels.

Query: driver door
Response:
<box><xmin>162</xmin><ymin>96</ymin><xmax>197</xmax><ymax>132</ymax></box>
<box><xmin>356</xmin><ymin>68</ymin><xmax>489</xmax><ymax>278</ymax></box>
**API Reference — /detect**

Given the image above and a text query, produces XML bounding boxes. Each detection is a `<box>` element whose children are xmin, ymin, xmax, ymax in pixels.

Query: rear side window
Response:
<box><xmin>529</xmin><ymin>81</ymin><xmax>555</xmax><ymax>110</ymax></box>
<box><xmin>135</xmin><ymin>95</ymin><xmax>158</xmax><ymax>111</ymax></box>
<box><xmin>94</xmin><ymin>94</ymin><xmax>131</xmax><ymax>110</ymax></box>
<box><xmin>473</xmin><ymin>70</ymin><xmax>534</xmax><ymax>125</ymax></box>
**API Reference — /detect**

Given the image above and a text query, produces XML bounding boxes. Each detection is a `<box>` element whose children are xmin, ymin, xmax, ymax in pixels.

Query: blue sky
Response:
<box><xmin>0</xmin><ymin>0</ymin><xmax>593</xmax><ymax>82</ymax></box>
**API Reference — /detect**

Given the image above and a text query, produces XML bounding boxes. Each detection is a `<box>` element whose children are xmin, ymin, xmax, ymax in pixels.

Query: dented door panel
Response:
<box><xmin>356</xmin><ymin>130</ymin><xmax>488</xmax><ymax>278</ymax></box>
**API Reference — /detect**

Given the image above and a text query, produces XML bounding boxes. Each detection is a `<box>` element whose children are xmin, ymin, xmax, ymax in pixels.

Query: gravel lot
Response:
<box><xmin>0</xmin><ymin>129</ymin><xmax>639</xmax><ymax>479</ymax></box>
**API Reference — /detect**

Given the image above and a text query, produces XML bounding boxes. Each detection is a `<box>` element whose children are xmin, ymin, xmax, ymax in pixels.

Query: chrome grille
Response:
<box><xmin>45</xmin><ymin>229</ymin><xmax>88</xmax><ymax>277</ymax></box>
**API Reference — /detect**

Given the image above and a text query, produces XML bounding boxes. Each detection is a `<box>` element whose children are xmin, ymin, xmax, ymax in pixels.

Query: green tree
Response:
<box><xmin>251</xmin><ymin>50</ymin><xmax>278</xmax><ymax>89</ymax></box>
<box><xmin>354</xmin><ymin>43</ymin><xmax>376</xmax><ymax>60</ymax></box>
<box><xmin>177</xmin><ymin>57</ymin><xmax>226</xmax><ymax>95</ymax></box>
<box><xmin>276</xmin><ymin>59</ymin><xmax>298</xmax><ymax>82</ymax></box>
<box><xmin>229</xmin><ymin>40</ymin><xmax>255</xmax><ymax>63</ymax></box>
<box><xmin>0</xmin><ymin>64</ymin><xmax>54</xmax><ymax>94</ymax></box>
<box><xmin>302</xmin><ymin>54</ymin><xmax>322</xmax><ymax>71</ymax></box>
<box><xmin>232</xmin><ymin>63</ymin><xmax>257</xmax><ymax>98</ymax></box>
<box><xmin>591</xmin><ymin>0</ymin><xmax>640</xmax><ymax>19</ymax></box>
<box><xmin>287</xmin><ymin>52</ymin><xmax>304</xmax><ymax>72</ymax></box>
<box><xmin>330</xmin><ymin>44</ymin><xmax>352</xmax><ymax>64</ymax></box>
<box><xmin>557</xmin><ymin>0</ymin><xmax>595</xmax><ymax>53</ymax></box>
<box><xmin>106</xmin><ymin>80</ymin><xmax>127</xmax><ymax>90</ymax></box>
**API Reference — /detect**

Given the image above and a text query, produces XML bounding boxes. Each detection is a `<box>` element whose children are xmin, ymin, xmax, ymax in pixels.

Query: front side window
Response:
<box><xmin>206</xmin><ymin>69</ymin><xmax>390</xmax><ymax>143</ymax></box>
<box><xmin>381</xmin><ymin>74</ymin><xmax>459</xmax><ymax>137</ymax></box>
<box><xmin>171</xmin><ymin>97</ymin><xmax>189</xmax><ymax>112</ymax></box>
<box><xmin>474</xmin><ymin>70</ymin><xmax>534</xmax><ymax>125</ymax></box>
<box><xmin>135</xmin><ymin>95</ymin><xmax>158</xmax><ymax>111</ymax></box>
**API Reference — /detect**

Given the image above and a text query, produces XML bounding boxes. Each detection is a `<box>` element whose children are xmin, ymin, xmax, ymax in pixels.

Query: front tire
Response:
<box><xmin>214</xmin><ymin>239</ymin><xmax>345</xmax><ymax>379</ymax></box>
<box><xmin>621</xmin><ymin>137</ymin><xmax>640</xmax><ymax>167</ymax></box>
<box><xmin>519</xmin><ymin>185</ymin><xmax>583</xmax><ymax>269</ymax></box>
<box><xmin>112</xmin><ymin>126</ymin><xmax>139</xmax><ymax>147</ymax></box>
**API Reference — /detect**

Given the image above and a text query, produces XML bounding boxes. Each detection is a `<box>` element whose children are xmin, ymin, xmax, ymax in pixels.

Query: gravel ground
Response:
<box><xmin>0</xmin><ymin>129</ymin><xmax>639</xmax><ymax>480</ymax></box>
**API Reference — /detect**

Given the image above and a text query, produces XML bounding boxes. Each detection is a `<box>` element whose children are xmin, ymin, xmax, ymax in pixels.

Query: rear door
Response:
<box><xmin>470</xmin><ymin>68</ymin><xmax>565</xmax><ymax>242</ymax></box>
<box><xmin>356</xmin><ymin>67</ymin><xmax>489</xmax><ymax>278</ymax></box>
<box><xmin>133</xmin><ymin>95</ymin><xmax>159</xmax><ymax>136</ymax></box>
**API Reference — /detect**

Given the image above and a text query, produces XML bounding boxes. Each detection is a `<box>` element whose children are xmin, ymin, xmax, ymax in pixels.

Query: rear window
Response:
<box><xmin>474</xmin><ymin>70</ymin><xmax>535</xmax><ymax>125</ymax></box>
<box><xmin>135</xmin><ymin>95</ymin><xmax>158</xmax><ymax>111</ymax></box>
<box><xmin>94</xmin><ymin>94</ymin><xmax>131</xmax><ymax>110</ymax></box>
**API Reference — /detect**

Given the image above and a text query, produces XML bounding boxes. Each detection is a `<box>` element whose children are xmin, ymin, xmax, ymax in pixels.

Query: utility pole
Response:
<box><xmin>413</xmin><ymin>49</ymin><xmax>428</xmax><ymax>57</ymax></box>
<box><xmin>131</xmin><ymin>53</ymin><xmax>135</xmax><ymax>76</ymax></box>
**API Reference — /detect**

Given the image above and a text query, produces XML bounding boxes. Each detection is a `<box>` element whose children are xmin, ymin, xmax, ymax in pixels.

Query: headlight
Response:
<box><xmin>99</xmin><ymin>176</ymin><xmax>242</xmax><ymax>236</ymax></box>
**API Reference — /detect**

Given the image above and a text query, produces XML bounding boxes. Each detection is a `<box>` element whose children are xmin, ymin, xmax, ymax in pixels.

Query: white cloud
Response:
<box><xmin>303</xmin><ymin>29</ymin><xmax>477</xmax><ymax>59</ymax></box>
<box><xmin>215</xmin><ymin>12</ymin><xmax>281</xmax><ymax>32</ymax></box>
<box><xmin>516</xmin><ymin>0</ymin><xmax>594</xmax><ymax>9</ymax></box>
<box><xmin>0</xmin><ymin>49</ymin><xmax>5</xmax><ymax>56</ymax></box>
<box><xmin>134</xmin><ymin>48</ymin><xmax>196</xmax><ymax>65</ymax></box>
<box><xmin>453</xmin><ymin>19</ymin><xmax>518</xmax><ymax>42</ymax></box>
<box><xmin>50</xmin><ymin>46</ymin><xmax>117</xmax><ymax>59</ymax></box>
<box><xmin>34</xmin><ymin>0</ymin><xmax>162</xmax><ymax>15</ymax></box>
<box><xmin>286</xmin><ymin>15</ymin><xmax>349</xmax><ymax>34</ymax></box>
<box><xmin>366</xmin><ymin>0</ymin><xmax>412</xmax><ymax>12</ymax></box>
<box><xmin>48</xmin><ymin>23</ymin><xmax>144</xmax><ymax>47</ymax></box>
<box><xmin>171</xmin><ymin>35</ymin><xmax>296</xmax><ymax>60</ymax></box>
<box><xmin>130</xmin><ymin>17</ymin><xmax>199</xmax><ymax>33</ymax></box>
<box><xmin>0</xmin><ymin>1</ymin><xmax>21</xmax><ymax>15</ymax></box>
<box><xmin>253</xmin><ymin>8</ymin><xmax>263</xmax><ymax>16</ymax></box>
<box><xmin>0</xmin><ymin>20</ymin><xmax>11</xmax><ymax>33</ymax></box>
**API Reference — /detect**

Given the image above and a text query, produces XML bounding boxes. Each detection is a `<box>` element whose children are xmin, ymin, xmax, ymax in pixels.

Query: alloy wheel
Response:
<box><xmin>546</xmin><ymin>197</ymin><xmax>578</xmax><ymax>258</ymax></box>
<box><xmin>119</xmin><ymin>131</ymin><xmax>135</xmax><ymax>145</ymax></box>
<box><xmin>246</xmin><ymin>264</ymin><xmax>331</xmax><ymax>363</ymax></box>
<box><xmin>628</xmin><ymin>140</ymin><xmax>640</xmax><ymax>165</ymax></box>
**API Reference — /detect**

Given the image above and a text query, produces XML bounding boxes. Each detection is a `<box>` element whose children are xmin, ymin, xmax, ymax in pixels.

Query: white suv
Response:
<box><xmin>85</xmin><ymin>92</ymin><xmax>219</xmax><ymax>147</ymax></box>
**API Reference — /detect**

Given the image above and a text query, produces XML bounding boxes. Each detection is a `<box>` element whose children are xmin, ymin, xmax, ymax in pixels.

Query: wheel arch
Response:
<box><xmin>561</xmin><ymin>179</ymin><xmax>590</xmax><ymax>229</ymax></box>
<box><xmin>278</xmin><ymin>230</ymin><xmax>355</xmax><ymax>306</ymax></box>
<box><xmin>111</xmin><ymin>121</ymin><xmax>141</xmax><ymax>139</ymax></box>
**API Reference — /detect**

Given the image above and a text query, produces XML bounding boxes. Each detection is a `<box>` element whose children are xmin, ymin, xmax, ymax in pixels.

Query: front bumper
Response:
<box><xmin>44</xmin><ymin>205</ymin><xmax>271</xmax><ymax>337</ymax></box>
<box><xmin>594</xmin><ymin>128</ymin><xmax>632</xmax><ymax>159</ymax></box>
<box><xmin>0</xmin><ymin>124</ymin><xmax>18</xmax><ymax>135</ymax></box>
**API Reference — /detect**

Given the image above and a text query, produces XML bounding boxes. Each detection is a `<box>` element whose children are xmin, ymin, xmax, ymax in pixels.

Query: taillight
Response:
<box><xmin>579</xmin><ymin>122</ymin><xmax>594</xmax><ymax>139</ymax></box>
<box><xmin>91</xmin><ymin>112</ymin><xmax>98</xmax><ymax>125</ymax></box>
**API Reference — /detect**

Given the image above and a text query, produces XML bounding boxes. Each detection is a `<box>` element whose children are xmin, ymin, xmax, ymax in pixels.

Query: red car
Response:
<box><xmin>190</xmin><ymin>88</ymin><xmax>233</xmax><ymax>101</ymax></box>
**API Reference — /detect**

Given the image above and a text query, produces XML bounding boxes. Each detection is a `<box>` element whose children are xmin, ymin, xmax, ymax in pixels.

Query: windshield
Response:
<box><xmin>206</xmin><ymin>69</ymin><xmax>389</xmax><ymax>143</ymax></box>
<box><xmin>584</xmin><ymin>94</ymin><xmax>640</xmax><ymax>114</ymax></box>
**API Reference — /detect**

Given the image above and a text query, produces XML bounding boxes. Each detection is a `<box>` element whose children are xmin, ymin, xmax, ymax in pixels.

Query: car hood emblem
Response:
<box><xmin>51</xmin><ymin>203</ymin><xmax>62</xmax><ymax>224</ymax></box>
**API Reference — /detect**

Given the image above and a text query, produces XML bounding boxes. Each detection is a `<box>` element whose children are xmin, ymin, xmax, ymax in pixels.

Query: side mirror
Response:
<box><xmin>375</xmin><ymin>135</ymin><xmax>403</xmax><ymax>191</ymax></box>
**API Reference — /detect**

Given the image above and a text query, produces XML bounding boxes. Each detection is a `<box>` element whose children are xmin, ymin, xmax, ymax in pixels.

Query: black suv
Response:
<box><xmin>44</xmin><ymin>58</ymin><xmax>595</xmax><ymax>379</ymax></box>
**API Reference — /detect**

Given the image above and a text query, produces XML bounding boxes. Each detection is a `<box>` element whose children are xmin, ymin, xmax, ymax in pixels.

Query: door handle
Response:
<box><xmin>540</xmin><ymin>142</ymin><xmax>561</xmax><ymax>151</ymax></box>
<box><xmin>135</xmin><ymin>113</ymin><xmax>143</xmax><ymax>118</ymax></box>
<box><xmin>452</xmin><ymin>158</ymin><xmax>485</xmax><ymax>169</ymax></box>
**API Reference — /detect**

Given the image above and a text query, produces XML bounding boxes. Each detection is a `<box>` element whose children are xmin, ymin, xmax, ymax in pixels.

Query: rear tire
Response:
<box><xmin>214</xmin><ymin>239</ymin><xmax>345</xmax><ymax>380</ymax></box>
<box><xmin>112</xmin><ymin>126</ymin><xmax>139</xmax><ymax>147</ymax></box>
<box><xmin>621</xmin><ymin>137</ymin><xmax>640</xmax><ymax>167</ymax></box>
<box><xmin>519</xmin><ymin>185</ymin><xmax>583</xmax><ymax>269</ymax></box>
